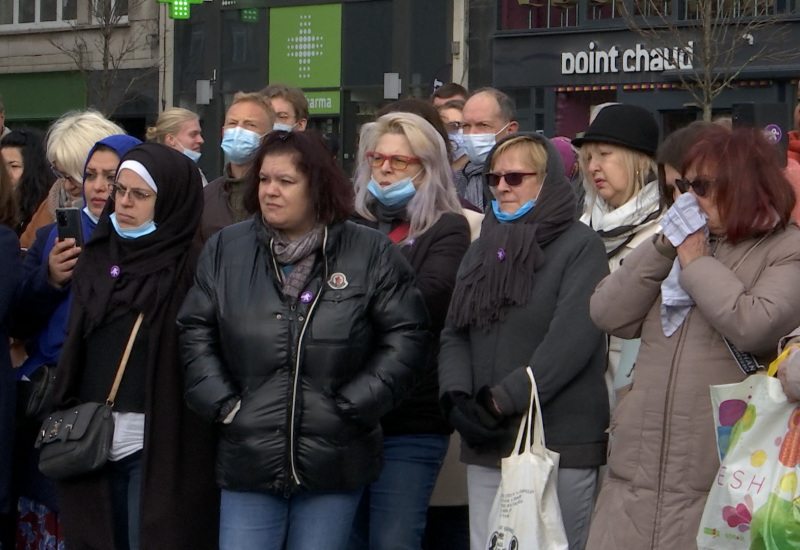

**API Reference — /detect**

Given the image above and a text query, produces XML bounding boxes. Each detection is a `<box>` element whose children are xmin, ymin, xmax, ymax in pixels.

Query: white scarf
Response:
<box><xmin>659</xmin><ymin>193</ymin><xmax>708</xmax><ymax>336</ymax></box>
<box><xmin>581</xmin><ymin>180</ymin><xmax>662</xmax><ymax>258</ymax></box>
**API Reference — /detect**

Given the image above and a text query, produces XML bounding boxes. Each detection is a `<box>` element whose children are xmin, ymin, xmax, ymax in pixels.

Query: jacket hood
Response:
<box><xmin>483</xmin><ymin>131</ymin><xmax>572</xmax><ymax>195</ymax></box>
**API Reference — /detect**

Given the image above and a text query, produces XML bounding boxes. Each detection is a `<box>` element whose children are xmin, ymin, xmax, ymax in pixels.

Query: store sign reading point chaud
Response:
<box><xmin>561</xmin><ymin>41</ymin><xmax>694</xmax><ymax>75</ymax></box>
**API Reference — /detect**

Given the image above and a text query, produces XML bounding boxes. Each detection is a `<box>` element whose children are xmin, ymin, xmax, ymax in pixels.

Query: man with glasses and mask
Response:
<box><xmin>198</xmin><ymin>92</ymin><xmax>275</xmax><ymax>243</ymax></box>
<box><xmin>459</xmin><ymin>88</ymin><xmax>518</xmax><ymax>211</ymax></box>
<box><xmin>260</xmin><ymin>83</ymin><xmax>309</xmax><ymax>132</ymax></box>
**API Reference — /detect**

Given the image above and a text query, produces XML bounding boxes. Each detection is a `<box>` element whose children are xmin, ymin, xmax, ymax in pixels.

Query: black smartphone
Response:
<box><xmin>56</xmin><ymin>207</ymin><xmax>84</xmax><ymax>247</ymax></box>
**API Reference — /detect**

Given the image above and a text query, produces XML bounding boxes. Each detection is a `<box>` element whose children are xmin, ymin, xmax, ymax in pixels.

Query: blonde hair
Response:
<box><xmin>46</xmin><ymin>110</ymin><xmax>125</xmax><ymax>182</ymax></box>
<box><xmin>578</xmin><ymin>142</ymin><xmax>656</xmax><ymax>209</ymax></box>
<box><xmin>354</xmin><ymin>112</ymin><xmax>462</xmax><ymax>240</ymax></box>
<box><xmin>490</xmin><ymin>136</ymin><xmax>548</xmax><ymax>179</ymax></box>
<box><xmin>146</xmin><ymin>108</ymin><xmax>199</xmax><ymax>143</ymax></box>
<box><xmin>230</xmin><ymin>91</ymin><xmax>276</xmax><ymax>124</ymax></box>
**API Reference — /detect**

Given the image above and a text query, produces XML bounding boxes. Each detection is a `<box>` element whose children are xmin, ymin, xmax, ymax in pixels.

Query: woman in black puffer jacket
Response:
<box><xmin>177</xmin><ymin>130</ymin><xmax>430</xmax><ymax>550</ymax></box>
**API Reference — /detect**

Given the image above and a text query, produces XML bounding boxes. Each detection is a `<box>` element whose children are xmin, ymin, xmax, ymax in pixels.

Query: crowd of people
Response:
<box><xmin>0</xmin><ymin>80</ymin><xmax>799</xmax><ymax>550</ymax></box>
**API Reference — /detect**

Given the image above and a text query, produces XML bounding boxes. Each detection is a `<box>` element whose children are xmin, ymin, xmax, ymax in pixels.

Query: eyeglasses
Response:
<box><xmin>51</xmin><ymin>165</ymin><xmax>82</xmax><ymax>187</ymax></box>
<box><xmin>675</xmin><ymin>176</ymin><xmax>715</xmax><ymax>198</ymax></box>
<box><xmin>111</xmin><ymin>183</ymin><xmax>155</xmax><ymax>202</ymax></box>
<box><xmin>366</xmin><ymin>152</ymin><xmax>421</xmax><ymax>170</ymax></box>
<box><xmin>444</xmin><ymin>122</ymin><xmax>462</xmax><ymax>133</ymax></box>
<box><xmin>486</xmin><ymin>172</ymin><xmax>538</xmax><ymax>187</ymax></box>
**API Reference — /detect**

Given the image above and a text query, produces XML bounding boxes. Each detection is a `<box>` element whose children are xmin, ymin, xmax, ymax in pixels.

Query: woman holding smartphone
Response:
<box><xmin>11</xmin><ymin>134</ymin><xmax>139</xmax><ymax>548</ymax></box>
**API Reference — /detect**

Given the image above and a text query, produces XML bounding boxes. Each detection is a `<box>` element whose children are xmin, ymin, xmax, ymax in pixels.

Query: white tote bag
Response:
<box><xmin>697</xmin><ymin>374</ymin><xmax>800</xmax><ymax>550</ymax></box>
<box><xmin>484</xmin><ymin>367</ymin><xmax>569</xmax><ymax>550</ymax></box>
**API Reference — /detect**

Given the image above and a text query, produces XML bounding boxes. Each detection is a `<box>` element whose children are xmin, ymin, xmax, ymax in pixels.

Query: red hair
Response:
<box><xmin>682</xmin><ymin>126</ymin><xmax>795</xmax><ymax>244</ymax></box>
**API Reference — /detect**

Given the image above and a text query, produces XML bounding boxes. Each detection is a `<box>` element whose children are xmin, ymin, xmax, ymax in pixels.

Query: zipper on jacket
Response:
<box><xmin>652</xmin><ymin>314</ymin><xmax>690</xmax><ymax>548</ymax></box>
<box><xmin>287</xmin><ymin>227</ymin><xmax>329</xmax><ymax>489</ymax></box>
<box><xmin>268</xmin><ymin>237</ymin><xmax>297</xmax><ymax>492</ymax></box>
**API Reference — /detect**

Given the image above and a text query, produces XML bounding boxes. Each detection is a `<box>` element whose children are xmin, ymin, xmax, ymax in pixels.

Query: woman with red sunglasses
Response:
<box><xmin>587</xmin><ymin>125</ymin><xmax>800</xmax><ymax>549</ymax></box>
<box><xmin>349</xmin><ymin>111</ymin><xmax>470</xmax><ymax>550</ymax></box>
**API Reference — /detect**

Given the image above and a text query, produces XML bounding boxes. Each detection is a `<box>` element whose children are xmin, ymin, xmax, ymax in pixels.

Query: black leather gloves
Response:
<box><xmin>442</xmin><ymin>391</ymin><xmax>506</xmax><ymax>446</ymax></box>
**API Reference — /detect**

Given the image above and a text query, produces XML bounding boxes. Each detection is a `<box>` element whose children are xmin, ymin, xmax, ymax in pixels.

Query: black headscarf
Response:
<box><xmin>71</xmin><ymin>142</ymin><xmax>203</xmax><ymax>334</ymax></box>
<box><xmin>54</xmin><ymin>143</ymin><xmax>219</xmax><ymax>549</ymax></box>
<box><xmin>448</xmin><ymin>132</ymin><xmax>577</xmax><ymax>330</ymax></box>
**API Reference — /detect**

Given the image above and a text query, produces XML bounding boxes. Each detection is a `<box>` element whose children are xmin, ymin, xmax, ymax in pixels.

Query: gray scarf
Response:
<box><xmin>270</xmin><ymin>223</ymin><xmax>324</xmax><ymax>300</ymax></box>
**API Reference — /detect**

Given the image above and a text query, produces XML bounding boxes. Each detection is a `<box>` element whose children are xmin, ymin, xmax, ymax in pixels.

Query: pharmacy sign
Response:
<box><xmin>269</xmin><ymin>4</ymin><xmax>342</xmax><ymax>88</ymax></box>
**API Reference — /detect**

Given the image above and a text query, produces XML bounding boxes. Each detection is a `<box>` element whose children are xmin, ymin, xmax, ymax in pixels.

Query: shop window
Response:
<box><xmin>0</xmin><ymin>0</ymin><xmax>88</xmax><ymax>26</ymax></box>
<box><xmin>499</xmin><ymin>0</ymin><xmax>580</xmax><ymax>30</ymax></box>
<box><xmin>0</xmin><ymin>0</ymin><xmax>128</xmax><ymax>27</ymax></box>
<box><xmin>633</xmin><ymin>0</ymin><xmax>673</xmax><ymax>15</ymax></box>
<box><xmin>93</xmin><ymin>0</ymin><xmax>129</xmax><ymax>22</ymax></box>
<box><xmin>678</xmin><ymin>0</ymin><xmax>775</xmax><ymax>18</ymax></box>
<box><xmin>587</xmin><ymin>0</ymin><xmax>625</xmax><ymax>20</ymax></box>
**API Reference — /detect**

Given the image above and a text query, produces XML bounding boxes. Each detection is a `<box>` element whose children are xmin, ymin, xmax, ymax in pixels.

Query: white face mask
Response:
<box><xmin>463</xmin><ymin>123</ymin><xmax>510</xmax><ymax>165</ymax></box>
<box><xmin>181</xmin><ymin>146</ymin><xmax>202</xmax><ymax>163</ymax></box>
<box><xmin>273</xmin><ymin>122</ymin><xmax>297</xmax><ymax>132</ymax></box>
<box><xmin>449</xmin><ymin>130</ymin><xmax>466</xmax><ymax>160</ymax></box>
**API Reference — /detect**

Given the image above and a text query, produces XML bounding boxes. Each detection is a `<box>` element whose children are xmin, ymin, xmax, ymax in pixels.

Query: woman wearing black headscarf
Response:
<box><xmin>438</xmin><ymin>133</ymin><xmax>610</xmax><ymax>550</ymax></box>
<box><xmin>49</xmin><ymin>142</ymin><xmax>219</xmax><ymax>550</ymax></box>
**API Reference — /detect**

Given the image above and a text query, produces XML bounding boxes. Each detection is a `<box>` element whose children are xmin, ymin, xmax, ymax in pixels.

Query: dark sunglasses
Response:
<box><xmin>486</xmin><ymin>172</ymin><xmax>538</xmax><ymax>187</ymax></box>
<box><xmin>675</xmin><ymin>176</ymin><xmax>715</xmax><ymax>197</ymax></box>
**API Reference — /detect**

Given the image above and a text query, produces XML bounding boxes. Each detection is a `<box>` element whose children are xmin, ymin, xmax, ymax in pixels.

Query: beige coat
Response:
<box><xmin>586</xmin><ymin>226</ymin><xmax>800</xmax><ymax>549</ymax></box>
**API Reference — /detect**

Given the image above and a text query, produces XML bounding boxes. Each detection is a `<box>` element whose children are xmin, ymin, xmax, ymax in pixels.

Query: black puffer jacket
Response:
<box><xmin>178</xmin><ymin>219</ymin><xmax>431</xmax><ymax>495</ymax></box>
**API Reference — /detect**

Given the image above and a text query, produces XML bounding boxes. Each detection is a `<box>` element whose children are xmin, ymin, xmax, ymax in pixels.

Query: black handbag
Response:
<box><xmin>36</xmin><ymin>313</ymin><xmax>144</xmax><ymax>480</ymax></box>
<box><xmin>17</xmin><ymin>364</ymin><xmax>57</xmax><ymax>421</ymax></box>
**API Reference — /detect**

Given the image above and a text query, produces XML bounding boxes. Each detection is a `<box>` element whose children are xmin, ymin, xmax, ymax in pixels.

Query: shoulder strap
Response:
<box><xmin>106</xmin><ymin>312</ymin><xmax>145</xmax><ymax>406</ymax></box>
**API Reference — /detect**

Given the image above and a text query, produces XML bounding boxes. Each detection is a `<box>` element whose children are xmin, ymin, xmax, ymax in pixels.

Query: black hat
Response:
<box><xmin>572</xmin><ymin>104</ymin><xmax>659</xmax><ymax>157</ymax></box>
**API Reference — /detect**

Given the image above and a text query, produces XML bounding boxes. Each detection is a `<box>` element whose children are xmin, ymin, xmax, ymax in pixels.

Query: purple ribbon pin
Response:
<box><xmin>109</xmin><ymin>265</ymin><xmax>121</xmax><ymax>278</ymax></box>
<box><xmin>300</xmin><ymin>291</ymin><xmax>313</xmax><ymax>303</ymax></box>
<box><xmin>496</xmin><ymin>248</ymin><xmax>506</xmax><ymax>261</ymax></box>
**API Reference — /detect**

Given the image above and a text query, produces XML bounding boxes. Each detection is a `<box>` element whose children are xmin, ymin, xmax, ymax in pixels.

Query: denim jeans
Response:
<box><xmin>219</xmin><ymin>488</ymin><xmax>363</xmax><ymax>550</ymax></box>
<box><xmin>349</xmin><ymin>434</ymin><xmax>449</xmax><ymax>550</ymax></box>
<box><xmin>108</xmin><ymin>451</ymin><xmax>142</xmax><ymax>550</ymax></box>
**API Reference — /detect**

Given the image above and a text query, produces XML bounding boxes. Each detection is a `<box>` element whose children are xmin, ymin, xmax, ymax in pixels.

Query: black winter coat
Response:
<box><xmin>0</xmin><ymin>227</ymin><xmax>21</xmax><ymax>514</ymax></box>
<box><xmin>354</xmin><ymin>212</ymin><xmax>470</xmax><ymax>436</ymax></box>
<box><xmin>178</xmin><ymin>219</ymin><xmax>431</xmax><ymax>495</ymax></box>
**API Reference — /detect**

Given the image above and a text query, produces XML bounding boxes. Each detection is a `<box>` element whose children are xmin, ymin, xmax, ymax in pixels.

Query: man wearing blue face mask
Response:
<box><xmin>459</xmin><ymin>89</ymin><xmax>518</xmax><ymax>212</ymax></box>
<box><xmin>198</xmin><ymin>92</ymin><xmax>275</xmax><ymax>243</ymax></box>
<box><xmin>260</xmin><ymin>83</ymin><xmax>309</xmax><ymax>133</ymax></box>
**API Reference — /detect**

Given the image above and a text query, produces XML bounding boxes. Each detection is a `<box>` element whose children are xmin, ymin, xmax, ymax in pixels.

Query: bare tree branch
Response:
<box><xmin>619</xmin><ymin>0</ymin><xmax>799</xmax><ymax>120</ymax></box>
<box><xmin>49</xmin><ymin>0</ymin><xmax>160</xmax><ymax>116</ymax></box>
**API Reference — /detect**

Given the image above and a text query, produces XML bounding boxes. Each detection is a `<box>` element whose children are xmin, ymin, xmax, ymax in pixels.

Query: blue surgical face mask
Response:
<box><xmin>181</xmin><ymin>146</ymin><xmax>202</xmax><ymax>163</ymax></box>
<box><xmin>273</xmin><ymin>123</ymin><xmax>296</xmax><ymax>132</ymax></box>
<box><xmin>449</xmin><ymin>130</ymin><xmax>466</xmax><ymax>160</ymax></box>
<box><xmin>110</xmin><ymin>213</ymin><xmax>157</xmax><ymax>239</ymax></box>
<box><xmin>221</xmin><ymin>127</ymin><xmax>263</xmax><ymax>165</ymax></box>
<box><xmin>463</xmin><ymin>123</ymin><xmax>510</xmax><ymax>165</ymax></box>
<box><xmin>367</xmin><ymin>176</ymin><xmax>417</xmax><ymax>208</ymax></box>
<box><xmin>491</xmin><ymin>199</ymin><xmax>536</xmax><ymax>223</ymax></box>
